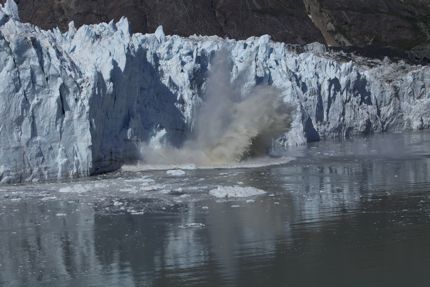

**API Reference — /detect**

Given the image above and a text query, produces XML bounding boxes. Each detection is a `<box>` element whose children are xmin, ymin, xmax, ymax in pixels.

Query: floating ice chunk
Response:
<box><xmin>94</xmin><ymin>183</ymin><xmax>108</xmax><ymax>189</ymax></box>
<box><xmin>41</xmin><ymin>196</ymin><xmax>57</xmax><ymax>201</ymax></box>
<box><xmin>130</xmin><ymin>210</ymin><xmax>145</xmax><ymax>215</ymax></box>
<box><xmin>113</xmin><ymin>200</ymin><xmax>123</xmax><ymax>206</ymax></box>
<box><xmin>125</xmin><ymin>177</ymin><xmax>155</xmax><ymax>184</ymax></box>
<box><xmin>58</xmin><ymin>184</ymin><xmax>90</xmax><ymax>194</ymax></box>
<box><xmin>119</xmin><ymin>187</ymin><xmax>138</xmax><ymax>193</ymax></box>
<box><xmin>55</xmin><ymin>213</ymin><xmax>67</xmax><ymax>217</ymax></box>
<box><xmin>209</xmin><ymin>185</ymin><xmax>266</xmax><ymax>198</ymax></box>
<box><xmin>166</xmin><ymin>169</ymin><xmax>186</xmax><ymax>176</ymax></box>
<box><xmin>140</xmin><ymin>184</ymin><xmax>166</xmax><ymax>192</ymax></box>
<box><xmin>179</xmin><ymin>223</ymin><xmax>206</xmax><ymax>229</ymax></box>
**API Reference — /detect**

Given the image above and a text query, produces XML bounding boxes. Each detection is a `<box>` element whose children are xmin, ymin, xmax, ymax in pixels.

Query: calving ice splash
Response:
<box><xmin>137</xmin><ymin>49</ymin><xmax>292</xmax><ymax>168</ymax></box>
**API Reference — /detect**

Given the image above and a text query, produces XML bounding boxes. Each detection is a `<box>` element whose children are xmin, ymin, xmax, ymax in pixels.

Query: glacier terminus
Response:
<box><xmin>0</xmin><ymin>0</ymin><xmax>429</xmax><ymax>183</ymax></box>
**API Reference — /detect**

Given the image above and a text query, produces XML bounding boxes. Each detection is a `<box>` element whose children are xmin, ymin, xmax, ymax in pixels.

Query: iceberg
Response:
<box><xmin>0</xmin><ymin>0</ymin><xmax>429</xmax><ymax>183</ymax></box>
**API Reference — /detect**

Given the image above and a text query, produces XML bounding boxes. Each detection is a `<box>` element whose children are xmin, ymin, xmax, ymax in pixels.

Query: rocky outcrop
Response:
<box><xmin>304</xmin><ymin>0</ymin><xmax>430</xmax><ymax>54</ymax></box>
<box><xmin>1</xmin><ymin>0</ymin><xmax>324</xmax><ymax>45</ymax></box>
<box><xmin>1</xmin><ymin>1</ymin><xmax>430</xmax><ymax>183</ymax></box>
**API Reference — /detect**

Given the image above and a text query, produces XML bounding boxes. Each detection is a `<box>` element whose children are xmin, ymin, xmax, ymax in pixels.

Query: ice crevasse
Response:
<box><xmin>0</xmin><ymin>0</ymin><xmax>429</xmax><ymax>183</ymax></box>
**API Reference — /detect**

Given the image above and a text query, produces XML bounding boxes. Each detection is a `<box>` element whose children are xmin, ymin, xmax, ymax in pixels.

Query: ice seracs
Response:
<box><xmin>154</xmin><ymin>25</ymin><xmax>165</xmax><ymax>42</ymax></box>
<box><xmin>2</xmin><ymin>0</ymin><xmax>19</xmax><ymax>21</ymax></box>
<box><xmin>0</xmin><ymin>1</ymin><xmax>429</xmax><ymax>183</ymax></box>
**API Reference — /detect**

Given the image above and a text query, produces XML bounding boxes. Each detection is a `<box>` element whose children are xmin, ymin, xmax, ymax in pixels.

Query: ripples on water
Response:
<box><xmin>1</xmin><ymin>132</ymin><xmax>430</xmax><ymax>287</ymax></box>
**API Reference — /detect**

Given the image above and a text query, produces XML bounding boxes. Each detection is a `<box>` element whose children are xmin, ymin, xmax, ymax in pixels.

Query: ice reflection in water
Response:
<box><xmin>1</xmin><ymin>132</ymin><xmax>430</xmax><ymax>287</ymax></box>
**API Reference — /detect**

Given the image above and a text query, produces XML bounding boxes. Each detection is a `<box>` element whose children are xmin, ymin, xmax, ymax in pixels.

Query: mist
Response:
<box><xmin>140</xmin><ymin>49</ymin><xmax>292</xmax><ymax>166</ymax></box>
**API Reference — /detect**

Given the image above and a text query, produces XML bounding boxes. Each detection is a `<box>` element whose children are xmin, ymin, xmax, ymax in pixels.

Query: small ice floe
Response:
<box><xmin>140</xmin><ymin>184</ymin><xmax>166</xmax><ymax>192</ymax></box>
<box><xmin>124</xmin><ymin>177</ymin><xmax>155</xmax><ymax>184</ymax></box>
<box><xmin>246</xmin><ymin>199</ymin><xmax>255</xmax><ymax>204</ymax></box>
<box><xmin>58</xmin><ymin>184</ymin><xmax>89</xmax><ymax>194</ymax></box>
<box><xmin>113</xmin><ymin>200</ymin><xmax>123</xmax><ymax>206</ymax></box>
<box><xmin>169</xmin><ymin>187</ymin><xmax>183</xmax><ymax>195</ymax></box>
<box><xmin>209</xmin><ymin>185</ymin><xmax>266</xmax><ymax>198</ymax></box>
<box><xmin>94</xmin><ymin>183</ymin><xmax>107</xmax><ymax>188</ymax></box>
<box><xmin>202</xmin><ymin>206</ymin><xmax>209</xmax><ymax>210</ymax></box>
<box><xmin>119</xmin><ymin>187</ymin><xmax>138</xmax><ymax>193</ymax></box>
<box><xmin>181</xmin><ymin>164</ymin><xmax>196</xmax><ymax>170</ymax></box>
<box><xmin>55</xmin><ymin>213</ymin><xmax>67</xmax><ymax>217</ymax></box>
<box><xmin>231</xmin><ymin>205</ymin><xmax>240</xmax><ymax>208</ymax></box>
<box><xmin>179</xmin><ymin>223</ymin><xmax>206</xmax><ymax>229</ymax></box>
<box><xmin>41</xmin><ymin>196</ymin><xmax>57</xmax><ymax>201</ymax></box>
<box><xmin>129</xmin><ymin>210</ymin><xmax>145</xmax><ymax>215</ymax></box>
<box><xmin>166</xmin><ymin>169</ymin><xmax>186</xmax><ymax>176</ymax></box>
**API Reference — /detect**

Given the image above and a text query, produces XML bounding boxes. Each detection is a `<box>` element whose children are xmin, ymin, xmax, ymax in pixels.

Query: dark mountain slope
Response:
<box><xmin>3</xmin><ymin>0</ymin><xmax>430</xmax><ymax>56</ymax></box>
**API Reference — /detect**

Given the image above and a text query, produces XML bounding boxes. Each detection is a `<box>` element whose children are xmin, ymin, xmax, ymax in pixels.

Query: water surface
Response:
<box><xmin>1</xmin><ymin>132</ymin><xmax>430</xmax><ymax>287</ymax></box>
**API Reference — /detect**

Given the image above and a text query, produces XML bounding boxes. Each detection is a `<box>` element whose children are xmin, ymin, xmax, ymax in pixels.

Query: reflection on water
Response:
<box><xmin>1</xmin><ymin>132</ymin><xmax>430</xmax><ymax>287</ymax></box>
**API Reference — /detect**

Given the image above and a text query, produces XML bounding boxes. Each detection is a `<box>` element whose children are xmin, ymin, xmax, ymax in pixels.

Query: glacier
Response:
<box><xmin>1</xmin><ymin>0</ymin><xmax>430</xmax><ymax>183</ymax></box>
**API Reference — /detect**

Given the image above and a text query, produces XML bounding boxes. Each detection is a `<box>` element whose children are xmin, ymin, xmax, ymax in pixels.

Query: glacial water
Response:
<box><xmin>1</xmin><ymin>132</ymin><xmax>430</xmax><ymax>287</ymax></box>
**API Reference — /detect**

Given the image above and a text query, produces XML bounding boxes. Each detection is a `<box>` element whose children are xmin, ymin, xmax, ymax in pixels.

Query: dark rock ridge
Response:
<box><xmin>2</xmin><ymin>0</ymin><xmax>323</xmax><ymax>44</ymax></box>
<box><xmin>3</xmin><ymin>0</ymin><xmax>430</xmax><ymax>55</ymax></box>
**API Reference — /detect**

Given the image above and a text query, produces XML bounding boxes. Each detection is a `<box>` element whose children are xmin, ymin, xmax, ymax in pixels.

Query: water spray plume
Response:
<box><xmin>140</xmin><ymin>49</ymin><xmax>292</xmax><ymax>165</ymax></box>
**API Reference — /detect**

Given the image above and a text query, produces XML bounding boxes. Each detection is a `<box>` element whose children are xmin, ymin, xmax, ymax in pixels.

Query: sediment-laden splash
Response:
<box><xmin>140</xmin><ymin>50</ymin><xmax>292</xmax><ymax>165</ymax></box>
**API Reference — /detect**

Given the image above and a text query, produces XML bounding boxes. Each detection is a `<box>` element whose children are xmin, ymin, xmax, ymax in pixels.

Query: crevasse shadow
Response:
<box><xmin>88</xmin><ymin>47</ymin><xmax>189</xmax><ymax>174</ymax></box>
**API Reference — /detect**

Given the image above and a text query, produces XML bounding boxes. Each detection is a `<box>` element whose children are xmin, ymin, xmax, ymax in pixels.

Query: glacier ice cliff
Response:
<box><xmin>0</xmin><ymin>0</ymin><xmax>430</xmax><ymax>183</ymax></box>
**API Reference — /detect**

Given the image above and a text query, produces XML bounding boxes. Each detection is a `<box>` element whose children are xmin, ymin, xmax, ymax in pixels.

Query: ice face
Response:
<box><xmin>0</xmin><ymin>2</ymin><xmax>429</xmax><ymax>183</ymax></box>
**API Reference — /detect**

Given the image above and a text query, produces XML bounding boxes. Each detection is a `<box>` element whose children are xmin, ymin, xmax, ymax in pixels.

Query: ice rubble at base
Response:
<box><xmin>166</xmin><ymin>169</ymin><xmax>187</xmax><ymax>176</ymax></box>
<box><xmin>1</xmin><ymin>0</ymin><xmax>430</xmax><ymax>183</ymax></box>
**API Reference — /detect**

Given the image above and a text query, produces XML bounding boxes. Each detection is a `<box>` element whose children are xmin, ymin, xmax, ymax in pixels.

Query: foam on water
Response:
<box><xmin>121</xmin><ymin>156</ymin><xmax>293</xmax><ymax>172</ymax></box>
